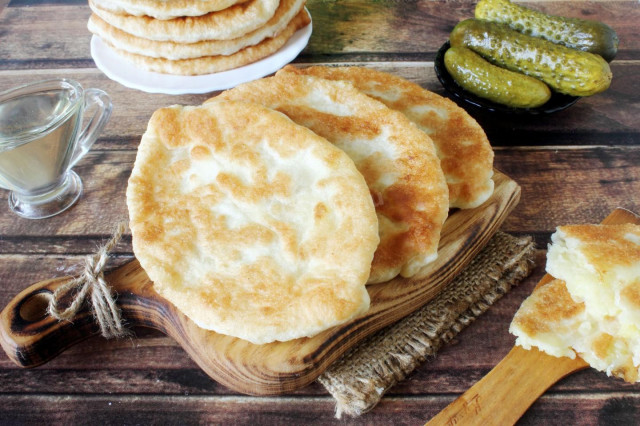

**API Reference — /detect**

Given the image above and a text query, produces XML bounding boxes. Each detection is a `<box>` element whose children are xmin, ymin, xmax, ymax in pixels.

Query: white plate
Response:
<box><xmin>90</xmin><ymin>13</ymin><xmax>312</xmax><ymax>95</ymax></box>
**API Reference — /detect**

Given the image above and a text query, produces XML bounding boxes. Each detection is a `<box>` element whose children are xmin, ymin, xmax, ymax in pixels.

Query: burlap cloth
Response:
<box><xmin>317</xmin><ymin>231</ymin><xmax>536</xmax><ymax>418</ymax></box>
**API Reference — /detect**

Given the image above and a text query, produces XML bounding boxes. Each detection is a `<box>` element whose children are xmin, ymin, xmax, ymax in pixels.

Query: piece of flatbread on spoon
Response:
<box><xmin>511</xmin><ymin>223</ymin><xmax>640</xmax><ymax>382</ymax></box>
<box><xmin>209</xmin><ymin>72</ymin><xmax>449</xmax><ymax>283</ymax></box>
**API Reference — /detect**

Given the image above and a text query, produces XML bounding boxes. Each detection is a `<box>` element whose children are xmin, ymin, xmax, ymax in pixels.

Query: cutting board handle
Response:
<box><xmin>0</xmin><ymin>260</ymin><xmax>165</xmax><ymax>368</ymax></box>
<box><xmin>0</xmin><ymin>275</ymin><xmax>101</xmax><ymax>367</ymax></box>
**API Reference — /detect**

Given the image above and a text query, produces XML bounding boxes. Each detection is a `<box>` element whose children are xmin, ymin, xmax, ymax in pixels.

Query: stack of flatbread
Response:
<box><xmin>87</xmin><ymin>0</ymin><xmax>310</xmax><ymax>75</ymax></box>
<box><xmin>126</xmin><ymin>66</ymin><xmax>495</xmax><ymax>344</ymax></box>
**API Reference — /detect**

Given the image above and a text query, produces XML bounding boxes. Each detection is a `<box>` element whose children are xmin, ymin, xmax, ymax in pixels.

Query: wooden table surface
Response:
<box><xmin>1</xmin><ymin>0</ymin><xmax>639</xmax><ymax>424</ymax></box>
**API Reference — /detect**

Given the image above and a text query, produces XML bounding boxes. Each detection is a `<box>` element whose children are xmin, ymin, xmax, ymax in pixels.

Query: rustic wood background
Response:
<box><xmin>1</xmin><ymin>0</ymin><xmax>639</xmax><ymax>424</ymax></box>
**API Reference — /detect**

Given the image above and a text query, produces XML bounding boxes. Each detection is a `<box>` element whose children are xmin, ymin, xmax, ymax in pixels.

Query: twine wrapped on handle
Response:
<box><xmin>48</xmin><ymin>222</ymin><xmax>129</xmax><ymax>339</ymax></box>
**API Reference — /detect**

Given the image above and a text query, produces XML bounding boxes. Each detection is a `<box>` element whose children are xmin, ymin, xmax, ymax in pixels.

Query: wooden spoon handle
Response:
<box><xmin>0</xmin><ymin>259</ymin><xmax>168</xmax><ymax>368</ymax></box>
<box><xmin>426</xmin><ymin>346</ymin><xmax>588</xmax><ymax>426</ymax></box>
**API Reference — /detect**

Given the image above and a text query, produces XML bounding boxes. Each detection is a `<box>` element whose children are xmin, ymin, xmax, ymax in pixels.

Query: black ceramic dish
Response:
<box><xmin>434</xmin><ymin>42</ymin><xmax>580</xmax><ymax>115</ymax></box>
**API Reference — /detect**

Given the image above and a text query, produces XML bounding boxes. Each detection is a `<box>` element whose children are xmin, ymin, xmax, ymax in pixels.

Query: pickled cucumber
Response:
<box><xmin>444</xmin><ymin>46</ymin><xmax>551</xmax><ymax>108</ymax></box>
<box><xmin>475</xmin><ymin>0</ymin><xmax>619</xmax><ymax>62</ymax></box>
<box><xmin>450</xmin><ymin>19</ymin><xmax>612</xmax><ymax>97</ymax></box>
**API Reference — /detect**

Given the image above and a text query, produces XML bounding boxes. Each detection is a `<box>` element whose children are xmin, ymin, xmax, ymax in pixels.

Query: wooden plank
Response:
<box><xmin>8</xmin><ymin>0</ymin><xmax>86</xmax><ymax>5</ymax></box>
<box><xmin>1</xmin><ymin>2</ymin><xmax>639</xmax><ymax>69</ymax></box>
<box><xmin>0</xmin><ymin>6</ymin><xmax>93</xmax><ymax>69</ymax></box>
<box><xmin>0</xmin><ymin>394</ymin><xmax>436</xmax><ymax>424</ymax></box>
<box><xmin>0</xmin><ymin>236</ymin><xmax>134</xmax><ymax>255</ymax></box>
<box><xmin>1</xmin><ymin>62</ymin><xmax>638</xmax><ymax>143</ymax></box>
<box><xmin>495</xmin><ymin>148</ymin><xmax>640</xmax><ymax>232</ymax></box>
<box><xmin>306</xmin><ymin>0</ymin><xmax>639</xmax><ymax>59</ymax></box>
<box><xmin>519</xmin><ymin>393</ymin><xmax>640</xmax><ymax>426</ymax></box>
<box><xmin>0</xmin><ymin>73</ymin><xmax>213</xmax><ymax>142</ymax></box>
<box><xmin>0</xmin><ymin>147</ymin><xmax>635</xmax><ymax>240</ymax></box>
<box><xmin>0</xmin><ymin>393</ymin><xmax>638</xmax><ymax>425</ymax></box>
<box><xmin>0</xmin><ymin>151</ymin><xmax>132</xmax><ymax>236</ymax></box>
<box><xmin>0</xmin><ymin>255</ymin><xmax>634</xmax><ymax>425</ymax></box>
<box><xmin>0</xmin><ymin>251</ymin><xmax>634</xmax><ymax>396</ymax></box>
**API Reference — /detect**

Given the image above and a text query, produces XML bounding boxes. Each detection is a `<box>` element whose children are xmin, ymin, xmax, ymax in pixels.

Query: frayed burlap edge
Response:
<box><xmin>317</xmin><ymin>232</ymin><xmax>536</xmax><ymax>418</ymax></box>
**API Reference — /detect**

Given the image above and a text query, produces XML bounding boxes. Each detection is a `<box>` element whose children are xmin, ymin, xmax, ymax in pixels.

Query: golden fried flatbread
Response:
<box><xmin>126</xmin><ymin>101</ymin><xmax>379</xmax><ymax>344</ymax></box>
<box><xmin>209</xmin><ymin>73</ymin><xmax>449</xmax><ymax>283</ymax></box>
<box><xmin>280</xmin><ymin>65</ymin><xmax>494</xmax><ymax>209</ymax></box>
<box><xmin>511</xmin><ymin>278</ymin><xmax>586</xmax><ymax>359</ymax></box>
<box><xmin>511</xmin><ymin>224</ymin><xmax>640</xmax><ymax>383</ymax></box>
<box><xmin>89</xmin><ymin>0</ymin><xmax>280</xmax><ymax>42</ymax></box>
<box><xmin>546</xmin><ymin>224</ymin><xmax>640</xmax><ymax>321</ymax></box>
<box><xmin>91</xmin><ymin>0</ymin><xmax>249</xmax><ymax>20</ymax></box>
<box><xmin>88</xmin><ymin>0</ymin><xmax>305</xmax><ymax>59</ymax></box>
<box><xmin>511</xmin><ymin>278</ymin><xmax>640</xmax><ymax>383</ymax></box>
<box><xmin>102</xmin><ymin>10</ymin><xmax>310</xmax><ymax>75</ymax></box>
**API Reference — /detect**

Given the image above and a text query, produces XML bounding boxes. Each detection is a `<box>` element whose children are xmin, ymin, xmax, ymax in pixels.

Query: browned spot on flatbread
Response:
<box><xmin>513</xmin><ymin>279</ymin><xmax>585</xmax><ymax>336</ymax></box>
<box><xmin>314</xmin><ymin>202</ymin><xmax>328</xmax><ymax>221</ymax></box>
<box><xmin>621</xmin><ymin>280</ymin><xmax>640</xmax><ymax>308</ymax></box>
<box><xmin>277</xmin><ymin>106</ymin><xmax>382</xmax><ymax>141</ymax></box>
<box><xmin>592</xmin><ymin>333</ymin><xmax>615</xmax><ymax>361</ymax></box>
<box><xmin>153</xmin><ymin>107</ymin><xmax>187</xmax><ymax>148</ymax></box>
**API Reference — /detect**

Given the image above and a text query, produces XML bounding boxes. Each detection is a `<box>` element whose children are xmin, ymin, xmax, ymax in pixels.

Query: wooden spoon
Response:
<box><xmin>426</xmin><ymin>207</ymin><xmax>640</xmax><ymax>426</ymax></box>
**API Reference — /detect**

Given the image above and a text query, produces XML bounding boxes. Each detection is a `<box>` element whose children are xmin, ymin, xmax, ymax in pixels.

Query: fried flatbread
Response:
<box><xmin>511</xmin><ymin>224</ymin><xmax>640</xmax><ymax>383</ymax></box>
<box><xmin>547</xmin><ymin>224</ymin><xmax>640</xmax><ymax>320</ymax></box>
<box><xmin>91</xmin><ymin>0</ymin><xmax>249</xmax><ymax>20</ymax></box>
<box><xmin>89</xmin><ymin>0</ymin><xmax>280</xmax><ymax>42</ymax></box>
<box><xmin>511</xmin><ymin>278</ymin><xmax>640</xmax><ymax>383</ymax></box>
<box><xmin>126</xmin><ymin>101</ymin><xmax>379</xmax><ymax>344</ymax></box>
<box><xmin>210</xmin><ymin>73</ymin><xmax>449</xmax><ymax>283</ymax></box>
<box><xmin>101</xmin><ymin>10</ymin><xmax>309</xmax><ymax>75</ymax></box>
<box><xmin>87</xmin><ymin>0</ymin><xmax>305</xmax><ymax>59</ymax></box>
<box><xmin>280</xmin><ymin>65</ymin><xmax>494</xmax><ymax>209</ymax></box>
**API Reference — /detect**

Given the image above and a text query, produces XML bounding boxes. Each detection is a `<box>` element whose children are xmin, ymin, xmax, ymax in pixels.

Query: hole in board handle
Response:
<box><xmin>18</xmin><ymin>291</ymin><xmax>52</xmax><ymax>322</ymax></box>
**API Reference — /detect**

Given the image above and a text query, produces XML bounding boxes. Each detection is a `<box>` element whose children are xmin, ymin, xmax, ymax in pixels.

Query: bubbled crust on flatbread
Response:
<box><xmin>101</xmin><ymin>11</ymin><xmax>310</xmax><ymax>76</ymax></box>
<box><xmin>126</xmin><ymin>101</ymin><xmax>378</xmax><ymax>344</ymax></box>
<box><xmin>88</xmin><ymin>0</ymin><xmax>305</xmax><ymax>59</ymax></box>
<box><xmin>89</xmin><ymin>0</ymin><xmax>280</xmax><ymax>42</ymax></box>
<box><xmin>211</xmin><ymin>73</ymin><xmax>449</xmax><ymax>283</ymax></box>
<box><xmin>91</xmin><ymin>0</ymin><xmax>250</xmax><ymax>20</ymax></box>
<box><xmin>281</xmin><ymin>65</ymin><xmax>494</xmax><ymax>209</ymax></box>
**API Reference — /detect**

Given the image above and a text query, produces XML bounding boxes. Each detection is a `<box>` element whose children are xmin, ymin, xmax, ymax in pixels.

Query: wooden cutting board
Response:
<box><xmin>427</xmin><ymin>207</ymin><xmax>640</xmax><ymax>425</ymax></box>
<box><xmin>1</xmin><ymin>171</ymin><xmax>519</xmax><ymax>396</ymax></box>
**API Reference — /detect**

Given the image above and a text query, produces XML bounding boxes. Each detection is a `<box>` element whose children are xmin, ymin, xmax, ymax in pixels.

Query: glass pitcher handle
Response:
<box><xmin>69</xmin><ymin>88</ymin><xmax>113</xmax><ymax>168</ymax></box>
